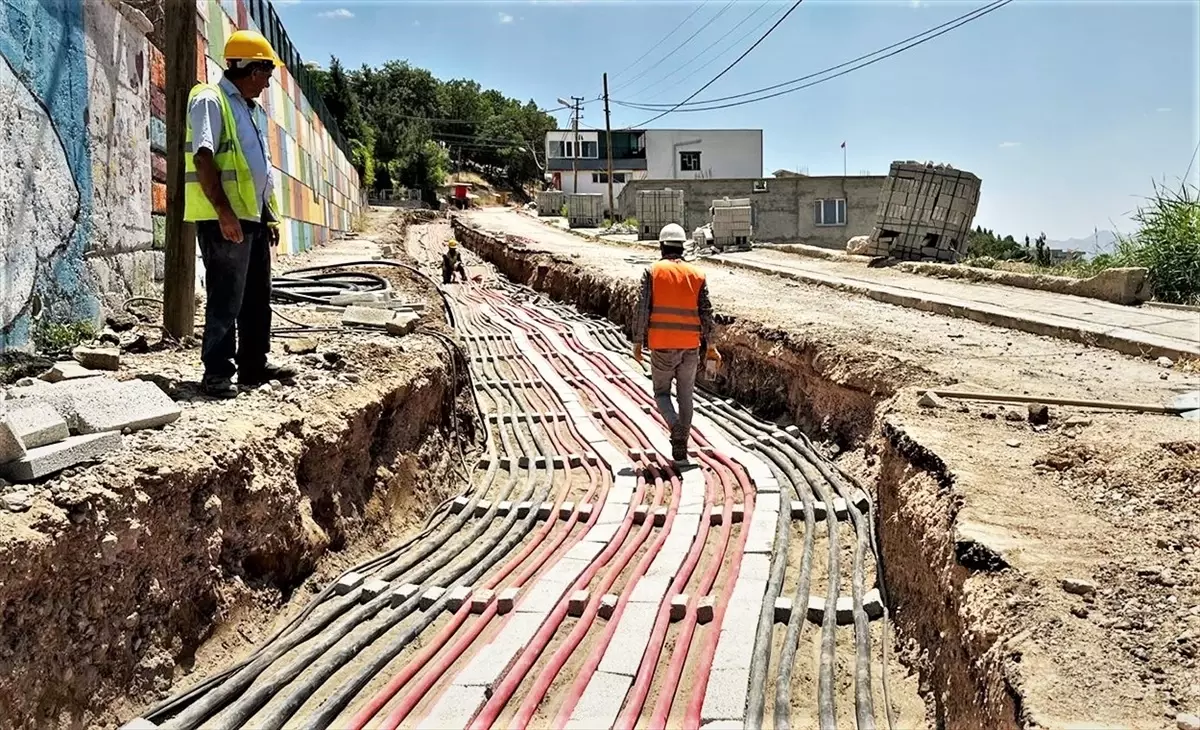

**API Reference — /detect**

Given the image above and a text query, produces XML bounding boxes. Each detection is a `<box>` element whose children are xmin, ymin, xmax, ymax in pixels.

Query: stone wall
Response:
<box><xmin>617</xmin><ymin>175</ymin><xmax>886</xmax><ymax>248</ymax></box>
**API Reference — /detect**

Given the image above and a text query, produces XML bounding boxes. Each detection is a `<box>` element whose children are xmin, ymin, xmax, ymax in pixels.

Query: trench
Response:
<box><xmin>451</xmin><ymin>214</ymin><xmax>1024</xmax><ymax>730</ymax></box>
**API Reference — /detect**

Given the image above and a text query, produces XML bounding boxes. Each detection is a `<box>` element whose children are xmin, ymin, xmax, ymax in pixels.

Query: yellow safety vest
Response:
<box><xmin>183</xmin><ymin>83</ymin><xmax>279</xmax><ymax>224</ymax></box>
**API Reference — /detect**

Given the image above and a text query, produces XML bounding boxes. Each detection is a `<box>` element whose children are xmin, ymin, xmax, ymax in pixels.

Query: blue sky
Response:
<box><xmin>275</xmin><ymin>0</ymin><xmax>1198</xmax><ymax>240</ymax></box>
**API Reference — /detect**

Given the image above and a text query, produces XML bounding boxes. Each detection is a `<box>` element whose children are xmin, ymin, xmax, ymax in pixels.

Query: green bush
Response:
<box><xmin>34</xmin><ymin>320</ymin><xmax>95</xmax><ymax>353</ymax></box>
<box><xmin>1113</xmin><ymin>181</ymin><xmax>1200</xmax><ymax>304</ymax></box>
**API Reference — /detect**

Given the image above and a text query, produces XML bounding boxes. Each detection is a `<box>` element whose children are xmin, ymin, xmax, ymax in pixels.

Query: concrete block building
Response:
<box><xmin>617</xmin><ymin>175</ymin><xmax>886</xmax><ymax>248</ymax></box>
<box><xmin>544</xmin><ymin>128</ymin><xmax>763</xmax><ymax>203</ymax></box>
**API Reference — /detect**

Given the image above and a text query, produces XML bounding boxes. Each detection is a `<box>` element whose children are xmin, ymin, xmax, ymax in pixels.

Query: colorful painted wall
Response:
<box><xmin>196</xmin><ymin>0</ymin><xmax>361</xmax><ymax>256</ymax></box>
<box><xmin>0</xmin><ymin>0</ymin><xmax>158</xmax><ymax>351</ymax></box>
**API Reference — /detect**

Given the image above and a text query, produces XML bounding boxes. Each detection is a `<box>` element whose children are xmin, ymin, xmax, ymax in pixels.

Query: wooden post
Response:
<box><xmin>603</xmin><ymin>73</ymin><xmax>615</xmax><ymax>221</ymax></box>
<box><xmin>163</xmin><ymin>0</ymin><xmax>198</xmax><ymax>338</ymax></box>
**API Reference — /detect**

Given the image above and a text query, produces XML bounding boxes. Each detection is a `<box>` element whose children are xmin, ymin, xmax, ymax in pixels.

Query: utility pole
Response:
<box><xmin>163</xmin><ymin>0</ymin><xmax>197</xmax><ymax>338</ymax></box>
<box><xmin>602</xmin><ymin>74</ymin><xmax>615</xmax><ymax>220</ymax></box>
<box><xmin>570</xmin><ymin>96</ymin><xmax>583</xmax><ymax>194</ymax></box>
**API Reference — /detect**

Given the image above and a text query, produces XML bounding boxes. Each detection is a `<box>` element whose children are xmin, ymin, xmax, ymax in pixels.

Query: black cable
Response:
<box><xmin>608</xmin><ymin>0</ymin><xmax>710</xmax><ymax>85</ymax></box>
<box><xmin>622</xmin><ymin>0</ymin><xmax>805</xmax><ymax>128</ymax></box>
<box><xmin>610</xmin><ymin>0</ymin><xmax>738</xmax><ymax>94</ymax></box>
<box><xmin>617</xmin><ymin>0</ymin><xmax>1011</xmax><ymax>113</ymax></box>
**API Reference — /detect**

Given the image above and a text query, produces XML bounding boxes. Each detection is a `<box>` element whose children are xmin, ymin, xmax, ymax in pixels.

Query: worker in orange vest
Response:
<box><xmin>633</xmin><ymin>223</ymin><xmax>720</xmax><ymax>463</ymax></box>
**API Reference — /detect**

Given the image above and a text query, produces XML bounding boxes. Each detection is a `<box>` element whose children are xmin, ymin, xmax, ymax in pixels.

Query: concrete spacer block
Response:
<box><xmin>577</xmin><ymin>503</ymin><xmax>594</xmax><ymax>522</ymax></box>
<box><xmin>598</xmin><ymin>593</ymin><xmax>618</xmax><ymax>620</ymax></box>
<box><xmin>447</xmin><ymin>585</ymin><xmax>472</xmax><ymax>611</ymax></box>
<box><xmin>451</xmin><ymin>496</ymin><xmax>470</xmax><ymax>514</ymax></box>
<box><xmin>390</xmin><ymin>583</ymin><xmax>420</xmax><ymax>607</ymax></box>
<box><xmin>670</xmin><ymin>594</ymin><xmax>688</xmax><ymax>622</ymax></box>
<box><xmin>558</xmin><ymin>501</ymin><xmax>576</xmax><ymax>521</ymax></box>
<box><xmin>334</xmin><ymin>571</ymin><xmax>365</xmax><ymax>595</ymax></box>
<box><xmin>652</xmin><ymin>506</ymin><xmax>668</xmax><ymax>527</ymax></box>
<box><xmin>516</xmin><ymin>501</ymin><xmax>534</xmax><ymax>518</ymax></box>
<box><xmin>474</xmin><ymin>500</ymin><xmax>493</xmax><ymax>517</ymax></box>
<box><xmin>497</xmin><ymin>587</ymin><xmax>518</xmax><ymax>614</ymax></box>
<box><xmin>568</xmin><ymin>590</ymin><xmax>589</xmax><ymax>617</ymax></box>
<box><xmin>640</xmin><ymin>404</ymin><xmax>653</xmax><ymax>413</ymax></box>
<box><xmin>633</xmin><ymin>505</ymin><xmax>649</xmax><ymax>525</ymax></box>
<box><xmin>730</xmin><ymin>504</ymin><xmax>745</xmax><ymax>524</ymax></box>
<box><xmin>361</xmin><ymin>578</ymin><xmax>390</xmax><ymax>601</ymax></box>
<box><xmin>341</xmin><ymin>305</ymin><xmax>396</xmax><ymax>328</ymax></box>
<box><xmin>697</xmin><ymin>596</ymin><xmax>716</xmax><ymax>624</ymax></box>
<box><xmin>774</xmin><ymin>596</ymin><xmax>792</xmax><ymax>623</ymax></box>
<box><xmin>420</xmin><ymin>586</ymin><xmax>446</xmax><ymax>611</ymax></box>
<box><xmin>537</xmin><ymin>502</ymin><xmax>554</xmax><ymax>520</ymax></box>
<box><xmin>470</xmin><ymin>589</ymin><xmax>495</xmax><ymax>613</ymax></box>
<box><xmin>709</xmin><ymin>511</ymin><xmax>723</xmax><ymax>526</ymax></box>
<box><xmin>628</xmin><ymin>448</ymin><xmax>645</xmax><ymax>461</ymax></box>
<box><xmin>73</xmin><ymin>379</ymin><xmax>181</xmax><ymax>434</ymax></box>
<box><xmin>118</xmin><ymin>720</ymin><xmax>158</xmax><ymax>730</ymax></box>
<box><xmin>0</xmin><ymin>431</ymin><xmax>122</xmax><ymax>482</ymax></box>
<box><xmin>3</xmin><ymin>404</ymin><xmax>68</xmax><ymax>449</ymax></box>
<box><xmin>700</xmin><ymin>666</ymin><xmax>751</xmax><ymax>723</ymax></box>
<box><xmin>496</xmin><ymin>500</ymin><xmax>513</xmax><ymax>515</ymax></box>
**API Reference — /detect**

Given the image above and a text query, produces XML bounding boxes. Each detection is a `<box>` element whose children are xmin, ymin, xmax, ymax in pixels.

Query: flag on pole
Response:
<box><xmin>840</xmin><ymin>141</ymin><xmax>846</xmax><ymax>149</ymax></box>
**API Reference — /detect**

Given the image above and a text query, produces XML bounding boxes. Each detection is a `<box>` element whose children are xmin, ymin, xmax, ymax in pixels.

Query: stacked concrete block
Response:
<box><xmin>565</xmin><ymin>194</ymin><xmax>604</xmax><ymax>229</ymax></box>
<box><xmin>72</xmin><ymin>379</ymin><xmax>181</xmax><ymax>434</ymax></box>
<box><xmin>710</xmin><ymin>197</ymin><xmax>753</xmax><ymax>250</ymax></box>
<box><xmin>536</xmin><ymin>190</ymin><xmax>565</xmax><ymax>217</ymax></box>
<box><xmin>868</xmin><ymin>161</ymin><xmax>981</xmax><ymax>262</ymax></box>
<box><xmin>634</xmin><ymin>189</ymin><xmax>684</xmax><ymax>240</ymax></box>
<box><xmin>0</xmin><ymin>432</ymin><xmax>123</xmax><ymax>482</ymax></box>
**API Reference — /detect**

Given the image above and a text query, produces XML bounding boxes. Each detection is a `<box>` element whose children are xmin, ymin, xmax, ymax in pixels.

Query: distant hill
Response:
<box><xmin>1046</xmin><ymin>230</ymin><xmax>1119</xmax><ymax>256</ymax></box>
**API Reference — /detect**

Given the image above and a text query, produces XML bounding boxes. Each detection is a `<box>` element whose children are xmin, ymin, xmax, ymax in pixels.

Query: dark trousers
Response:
<box><xmin>197</xmin><ymin>219</ymin><xmax>272</xmax><ymax>381</ymax></box>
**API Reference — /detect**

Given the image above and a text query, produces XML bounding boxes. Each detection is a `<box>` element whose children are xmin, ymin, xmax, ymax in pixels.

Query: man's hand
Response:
<box><xmin>705</xmin><ymin>345</ymin><xmax>722</xmax><ymax>365</ymax></box>
<box><xmin>633</xmin><ymin>344</ymin><xmax>643</xmax><ymax>364</ymax></box>
<box><xmin>270</xmin><ymin>226</ymin><xmax>280</xmax><ymax>247</ymax></box>
<box><xmin>218</xmin><ymin>208</ymin><xmax>244</xmax><ymax>243</ymax></box>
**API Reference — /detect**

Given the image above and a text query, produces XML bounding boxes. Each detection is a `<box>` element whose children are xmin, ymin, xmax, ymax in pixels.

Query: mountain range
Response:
<box><xmin>1046</xmin><ymin>230</ymin><xmax>1120</xmax><ymax>256</ymax></box>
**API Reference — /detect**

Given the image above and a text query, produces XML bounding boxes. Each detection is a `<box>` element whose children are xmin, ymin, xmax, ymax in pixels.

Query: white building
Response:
<box><xmin>545</xmin><ymin>128</ymin><xmax>763</xmax><ymax>204</ymax></box>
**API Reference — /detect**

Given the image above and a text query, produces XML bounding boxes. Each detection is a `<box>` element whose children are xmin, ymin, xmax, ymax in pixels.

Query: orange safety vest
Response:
<box><xmin>648</xmin><ymin>259</ymin><xmax>706</xmax><ymax>350</ymax></box>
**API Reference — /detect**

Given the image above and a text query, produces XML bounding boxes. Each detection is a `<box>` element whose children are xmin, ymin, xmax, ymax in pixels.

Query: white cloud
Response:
<box><xmin>1157</xmin><ymin>107</ymin><xmax>1172</xmax><ymax>112</ymax></box>
<box><xmin>910</xmin><ymin>0</ymin><xmax>926</xmax><ymax>7</ymax></box>
<box><xmin>998</xmin><ymin>141</ymin><xmax>1021</xmax><ymax>148</ymax></box>
<box><xmin>317</xmin><ymin>7</ymin><xmax>353</xmax><ymax>18</ymax></box>
<box><xmin>498</xmin><ymin>12</ymin><xmax>514</xmax><ymax>23</ymax></box>
<box><xmin>413</xmin><ymin>19</ymin><xmax>420</xmax><ymax>26</ymax></box>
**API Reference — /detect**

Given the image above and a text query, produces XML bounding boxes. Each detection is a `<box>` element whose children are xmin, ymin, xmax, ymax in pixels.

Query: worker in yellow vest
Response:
<box><xmin>632</xmin><ymin>223</ymin><xmax>720</xmax><ymax>464</ymax></box>
<box><xmin>185</xmin><ymin>29</ymin><xmax>296</xmax><ymax>399</ymax></box>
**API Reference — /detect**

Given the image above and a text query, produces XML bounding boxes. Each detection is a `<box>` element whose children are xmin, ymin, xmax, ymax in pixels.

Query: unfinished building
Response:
<box><xmin>868</xmin><ymin>162</ymin><xmax>981</xmax><ymax>261</ymax></box>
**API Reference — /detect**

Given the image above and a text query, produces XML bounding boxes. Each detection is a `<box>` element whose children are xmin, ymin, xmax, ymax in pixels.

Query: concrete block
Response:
<box><xmin>0</xmin><ymin>432</ymin><xmax>122</xmax><ymax>482</ymax></box>
<box><xmin>564</xmin><ymin>539</ymin><xmax>605</xmax><ymax>564</ymax></box>
<box><xmin>774</xmin><ymin>596</ymin><xmax>792</xmax><ymax>623</ymax></box>
<box><xmin>597</xmin><ymin>601</ymin><xmax>656</xmax><ymax>676</ymax></box>
<box><xmin>516</xmin><ymin>501</ymin><xmax>533</xmax><ymax>517</ymax></box>
<box><xmin>568</xmin><ymin>590</ymin><xmax>589</xmax><ymax>617</ymax></box>
<box><xmin>744</xmin><ymin>511</ymin><xmax>778</xmax><ymax>554</ymax></box>
<box><xmin>564</xmin><ymin>670</ymin><xmax>632</xmax><ymax>730</ymax></box>
<box><xmin>73</xmin><ymin>380</ymin><xmax>181</xmax><ymax>434</ymax></box>
<box><xmin>41</xmin><ymin>361</ymin><xmax>103</xmax><ymax>383</ymax></box>
<box><xmin>341</xmin><ymin>305</ymin><xmax>396</xmax><ymax>328</ymax></box>
<box><xmin>71</xmin><ymin>346</ymin><xmax>120</xmax><ymax>371</ymax></box>
<box><xmin>474</xmin><ymin>500</ymin><xmax>493</xmax><ymax>517</ymax></box>
<box><xmin>385</xmin><ymin>312</ymin><xmax>420</xmax><ymax>337</ymax></box>
<box><xmin>670</xmin><ymin>594</ymin><xmax>688</xmax><ymax>621</ymax></box>
<box><xmin>697</xmin><ymin>596</ymin><xmax>715</xmax><ymax>624</ymax></box>
<box><xmin>598</xmin><ymin>593</ymin><xmax>618</xmax><ymax>619</ymax></box>
<box><xmin>806</xmin><ymin>589</ymin><xmax>883</xmax><ymax>624</ymax></box>
<box><xmin>415</xmin><ymin>683</ymin><xmax>487</xmax><ymax>730</ymax></box>
<box><xmin>652</xmin><ymin>506</ymin><xmax>667</xmax><ymax>527</ymax></box>
<box><xmin>469</xmin><ymin>589</ymin><xmax>495</xmax><ymax>614</ymax></box>
<box><xmin>577</xmin><ymin>503</ymin><xmax>594</xmax><ymax>522</ymax></box>
<box><xmin>516</xmin><ymin>577</ymin><xmax>570</xmax><ymax>614</ymax></box>
<box><xmin>497</xmin><ymin>587</ymin><xmax>518</xmax><ymax>614</ymax></box>
<box><xmin>334</xmin><ymin>571</ymin><xmax>365</xmax><ymax>595</ymax></box>
<box><xmin>628</xmin><ymin>575</ymin><xmax>671</xmax><ymax>604</ymax></box>
<box><xmin>730</xmin><ymin>504</ymin><xmax>745</xmax><ymax>524</ymax></box>
<box><xmin>711</xmin><ymin>627</ymin><xmax>754</xmax><ymax>671</ymax></box>
<box><xmin>118</xmin><ymin>720</ymin><xmax>158</xmax><ymax>730</ymax></box>
<box><xmin>329</xmin><ymin>291</ymin><xmax>391</xmax><ymax>306</ymax></box>
<box><xmin>447</xmin><ymin>585</ymin><xmax>472</xmax><ymax>611</ymax></box>
<box><xmin>451</xmin><ymin>496</ymin><xmax>470</xmax><ymax>514</ymax></box>
<box><xmin>558</xmin><ymin>501</ymin><xmax>576</xmax><ymax>521</ymax></box>
<box><xmin>419</xmin><ymin>586</ymin><xmax>446</xmax><ymax>610</ymax></box>
<box><xmin>390</xmin><ymin>583</ymin><xmax>420</xmax><ymax>607</ymax></box>
<box><xmin>709</xmin><ymin>511</ymin><xmax>723</xmax><ymax>526</ymax></box>
<box><xmin>0</xmin><ymin>420</ymin><xmax>27</xmax><ymax>464</ymax></box>
<box><xmin>633</xmin><ymin>505</ymin><xmax>649</xmax><ymax>524</ymax></box>
<box><xmin>361</xmin><ymin>578</ymin><xmax>390</xmax><ymax>601</ymax></box>
<box><xmin>739</xmin><ymin>554</ymin><xmax>772</xmax><ymax>582</ymax></box>
<box><xmin>700</xmin><ymin>666</ymin><xmax>751</xmax><ymax>723</ymax></box>
<box><xmin>756</xmin><ymin>493</ymin><xmax>781</xmax><ymax>513</ymax></box>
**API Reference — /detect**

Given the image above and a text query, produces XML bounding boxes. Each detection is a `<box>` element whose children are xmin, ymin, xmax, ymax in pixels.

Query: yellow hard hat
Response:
<box><xmin>448</xmin><ymin>239</ymin><xmax>458</xmax><ymax>248</ymax></box>
<box><xmin>224</xmin><ymin>30</ymin><xmax>282</xmax><ymax>67</ymax></box>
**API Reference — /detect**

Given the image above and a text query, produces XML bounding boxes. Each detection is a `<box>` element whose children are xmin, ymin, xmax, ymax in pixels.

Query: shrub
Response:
<box><xmin>1113</xmin><ymin>181</ymin><xmax>1200</xmax><ymax>304</ymax></box>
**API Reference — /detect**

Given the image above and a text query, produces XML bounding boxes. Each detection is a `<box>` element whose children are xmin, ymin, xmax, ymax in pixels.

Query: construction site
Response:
<box><xmin>2</xmin><ymin>0</ymin><xmax>1199</xmax><ymax>729</ymax></box>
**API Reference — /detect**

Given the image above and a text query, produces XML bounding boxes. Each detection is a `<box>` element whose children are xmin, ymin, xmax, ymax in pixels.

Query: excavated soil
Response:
<box><xmin>452</xmin><ymin>212</ymin><xmax>1200</xmax><ymax>729</ymax></box>
<box><xmin>0</xmin><ymin>210</ymin><xmax>476</xmax><ymax>729</ymax></box>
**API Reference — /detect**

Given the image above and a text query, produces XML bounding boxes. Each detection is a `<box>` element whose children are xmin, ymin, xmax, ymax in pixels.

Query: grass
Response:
<box><xmin>33</xmin><ymin>320</ymin><xmax>95</xmax><ymax>353</ymax></box>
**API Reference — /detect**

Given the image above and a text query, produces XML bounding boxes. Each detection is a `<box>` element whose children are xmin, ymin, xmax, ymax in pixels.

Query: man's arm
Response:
<box><xmin>698</xmin><ymin>278</ymin><xmax>715</xmax><ymax>348</ymax></box>
<box><xmin>632</xmin><ymin>269</ymin><xmax>653</xmax><ymax>348</ymax></box>
<box><xmin>189</xmin><ymin>92</ymin><xmax>243</xmax><ymax>242</ymax></box>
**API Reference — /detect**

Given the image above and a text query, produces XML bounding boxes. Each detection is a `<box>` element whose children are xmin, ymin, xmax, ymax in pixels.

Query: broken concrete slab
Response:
<box><xmin>0</xmin><ymin>420</ymin><xmax>27</xmax><ymax>464</ymax></box>
<box><xmin>3</xmin><ymin>404</ymin><xmax>69</xmax><ymax>449</ymax></box>
<box><xmin>41</xmin><ymin>361</ymin><xmax>104</xmax><ymax>383</ymax></box>
<box><xmin>72</xmin><ymin>380</ymin><xmax>181</xmax><ymax>434</ymax></box>
<box><xmin>341</xmin><ymin>306</ymin><xmax>397</xmax><ymax>329</ymax></box>
<box><xmin>4</xmin><ymin>377</ymin><xmax>124</xmax><ymax>433</ymax></box>
<box><xmin>0</xmin><ymin>431</ymin><xmax>123</xmax><ymax>482</ymax></box>
<box><xmin>283</xmin><ymin>338</ymin><xmax>318</xmax><ymax>355</ymax></box>
<box><xmin>71</xmin><ymin>346</ymin><xmax>120</xmax><ymax>371</ymax></box>
<box><xmin>385</xmin><ymin>312</ymin><xmax>420</xmax><ymax>336</ymax></box>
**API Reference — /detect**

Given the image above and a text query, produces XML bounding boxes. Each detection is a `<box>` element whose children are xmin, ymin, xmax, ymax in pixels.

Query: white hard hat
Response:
<box><xmin>658</xmin><ymin>223</ymin><xmax>687</xmax><ymax>245</ymax></box>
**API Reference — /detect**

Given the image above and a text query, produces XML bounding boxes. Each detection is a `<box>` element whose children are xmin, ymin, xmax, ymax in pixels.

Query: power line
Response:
<box><xmin>608</xmin><ymin>0</ymin><xmax>711</xmax><ymax>84</ymax></box>
<box><xmin>610</xmin><ymin>0</ymin><xmax>739</xmax><ymax>94</ymax></box>
<box><xmin>620</xmin><ymin>1</ymin><xmax>776</xmax><ymax>103</ymax></box>
<box><xmin>617</xmin><ymin>0</ymin><xmax>1010</xmax><ymax>112</ymax></box>
<box><xmin>623</xmin><ymin>0</ymin><xmax>805</xmax><ymax>129</ymax></box>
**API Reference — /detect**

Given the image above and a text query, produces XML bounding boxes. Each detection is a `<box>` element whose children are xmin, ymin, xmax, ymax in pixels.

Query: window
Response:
<box><xmin>679</xmin><ymin>150</ymin><xmax>701</xmax><ymax>172</ymax></box>
<box><xmin>752</xmin><ymin>180</ymin><xmax>768</xmax><ymax>193</ymax></box>
<box><xmin>815</xmin><ymin>198</ymin><xmax>847</xmax><ymax>226</ymax></box>
<box><xmin>580</xmin><ymin>140</ymin><xmax>598</xmax><ymax>158</ymax></box>
<box><xmin>591</xmin><ymin>172</ymin><xmax>628</xmax><ymax>184</ymax></box>
<box><xmin>547</xmin><ymin>141</ymin><xmax>566</xmax><ymax>158</ymax></box>
<box><xmin>565</xmin><ymin>141</ymin><xmax>574</xmax><ymax>158</ymax></box>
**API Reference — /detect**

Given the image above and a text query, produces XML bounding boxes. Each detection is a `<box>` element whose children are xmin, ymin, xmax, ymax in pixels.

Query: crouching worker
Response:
<box><xmin>632</xmin><ymin>223</ymin><xmax>720</xmax><ymax>464</ymax></box>
<box><xmin>443</xmin><ymin>240</ymin><xmax>469</xmax><ymax>284</ymax></box>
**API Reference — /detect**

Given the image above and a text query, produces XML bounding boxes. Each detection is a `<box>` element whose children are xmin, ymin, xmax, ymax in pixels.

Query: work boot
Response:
<box><xmin>238</xmin><ymin>362</ymin><xmax>298</xmax><ymax>388</ymax></box>
<box><xmin>670</xmin><ymin>423</ymin><xmax>689</xmax><ymax>463</ymax></box>
<box><xmin>201</xmin><ymin>376</ymin><xmax>238</xmax><ymax>400</ymax></box>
